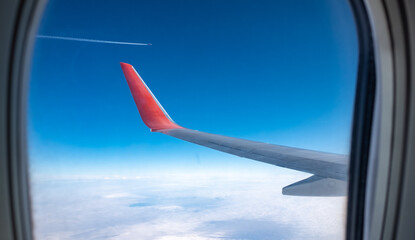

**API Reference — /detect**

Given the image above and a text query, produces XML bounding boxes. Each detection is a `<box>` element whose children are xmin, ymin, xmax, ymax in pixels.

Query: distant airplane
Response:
<box><xmin>120</xmin><ymin>62</ymin><xmax>348</xmax><ymax>196</ymax></box>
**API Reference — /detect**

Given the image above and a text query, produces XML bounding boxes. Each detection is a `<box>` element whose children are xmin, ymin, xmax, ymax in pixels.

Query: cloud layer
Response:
<box><xmin>30</xmin><ymin>173</ymin><xmax>346</xmax><ymax>240</ymax></box>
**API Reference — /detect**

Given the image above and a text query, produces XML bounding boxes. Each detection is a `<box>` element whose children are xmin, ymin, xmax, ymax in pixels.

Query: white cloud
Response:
<box><xmin>102</xmin><ymin>193</ymin><xmax>137</xmax><ymax>199</ymax></box>
<box><xmin>30</xmin><ymin>172</ymin><xmax>346</xmax><ymax>240</ymax></box>
<box><xmin>156</xmin><ymin>205</ymin><xmax>183</xmax><ymax>211</ymax></box>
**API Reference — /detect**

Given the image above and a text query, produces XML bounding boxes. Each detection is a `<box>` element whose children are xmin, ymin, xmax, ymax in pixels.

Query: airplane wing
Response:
<box><xmin>120</xmin><ymin>62</ymin><xmax>349</xmax><ymax>196</ymax></box>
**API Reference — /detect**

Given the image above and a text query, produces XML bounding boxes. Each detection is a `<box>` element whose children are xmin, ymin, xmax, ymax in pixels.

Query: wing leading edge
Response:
<box><xmin>120</xmin><ymin>62</ymin><xmax>349</xmax><ymax>196</ymax></box>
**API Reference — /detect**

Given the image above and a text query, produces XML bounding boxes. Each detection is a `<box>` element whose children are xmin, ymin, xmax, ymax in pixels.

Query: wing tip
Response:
<box><xmin>120</xmin><ymin>62</ymin><xmax>182</xmax><ymax>132</ymax></box>
<box><xmin>120</xmin><ymin>62</ymin><xmax>134</xmax><ymax>73</ymax></box>
<box><xmin>120</xmin><ymin>62</ymin><xmax>131</xmax><ymax>67</ymax></box>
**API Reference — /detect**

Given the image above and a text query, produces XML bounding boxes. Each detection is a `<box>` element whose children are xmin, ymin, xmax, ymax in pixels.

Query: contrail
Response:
<box><xmin>37</xmin><ymin>35</ymin><xmax>152</xmax><ymax>46</ymax></box>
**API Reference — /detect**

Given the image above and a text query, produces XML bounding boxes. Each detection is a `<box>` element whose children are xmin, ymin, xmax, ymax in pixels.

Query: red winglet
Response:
<box><xmin>120</xmin><ymin>62</ymin><xmax>182</xmax><ymax>132</ymax></box>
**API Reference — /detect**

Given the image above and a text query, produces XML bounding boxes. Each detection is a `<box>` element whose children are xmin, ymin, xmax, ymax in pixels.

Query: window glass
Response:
<box><xmin>28</xmin><ymin>0</ymin><xmax>358</xmax><ymax>239</ymax></box>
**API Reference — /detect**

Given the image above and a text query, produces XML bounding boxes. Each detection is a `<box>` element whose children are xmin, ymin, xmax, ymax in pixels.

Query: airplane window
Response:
<box><xmin>28</xmin><ymin>0</ymin><xmax>358</xmax><ymax>239</ymax></box>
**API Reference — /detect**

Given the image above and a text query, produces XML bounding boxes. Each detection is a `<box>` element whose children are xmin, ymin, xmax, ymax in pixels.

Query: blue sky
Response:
<box><xmin>28</xmin><ymin>0</ymin><xmax>358</xmax><ymax>178</ymax></box>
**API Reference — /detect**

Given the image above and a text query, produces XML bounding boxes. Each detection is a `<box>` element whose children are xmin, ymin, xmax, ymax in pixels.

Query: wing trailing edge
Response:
<box><xmin>121</xmin><ymin>63</ymin><xmax>349</xmax><ymax>196</ymax></box>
